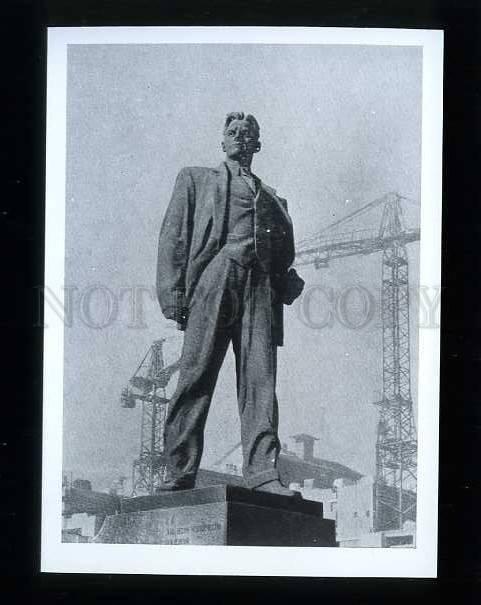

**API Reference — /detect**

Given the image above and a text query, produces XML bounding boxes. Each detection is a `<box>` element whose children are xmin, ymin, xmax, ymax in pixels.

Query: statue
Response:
<box><xmin>156</xmin><ymin>112</ymin><xmax>304</xmax><ymax>496</ymax></box>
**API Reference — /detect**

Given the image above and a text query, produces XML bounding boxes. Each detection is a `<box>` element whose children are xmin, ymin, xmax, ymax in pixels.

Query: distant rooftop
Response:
<box><xmin>289</xmin><ymin>433</ymin><xmax>320</xmax><ymax>443</ymax></box>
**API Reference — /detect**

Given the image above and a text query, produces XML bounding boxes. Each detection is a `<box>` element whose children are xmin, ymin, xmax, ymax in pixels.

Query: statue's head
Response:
<box><xmin>221</xmin><ymin>112</ymin><xmax>261</xmax><ymax>161</ymax></box>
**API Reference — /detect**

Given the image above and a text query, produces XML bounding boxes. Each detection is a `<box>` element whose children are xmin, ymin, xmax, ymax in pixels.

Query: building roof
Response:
<box><xmin>201</xmin><ymin>452</ymin><xmax>363</xmax><ymax>490</ymax></box>
<box><xmin>278</xmin><ymin>452</ymin><xmax>362</xmax><ymax>488</ymax></box>
<box><xmin>289</xmin><ymin>433</ymin><xmax>319</xmax><ymax>443</ymax></box>
<box><xmin>63</xmin><ymin>487</ymin><xmax>120</xmax><ymax>516</ymax></box>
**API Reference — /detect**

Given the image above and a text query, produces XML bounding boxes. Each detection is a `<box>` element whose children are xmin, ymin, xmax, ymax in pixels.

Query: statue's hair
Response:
<box><xmin>223</xmin><ymin>112</ymin><xmax>260</xmax><ymax>139</ymax></box>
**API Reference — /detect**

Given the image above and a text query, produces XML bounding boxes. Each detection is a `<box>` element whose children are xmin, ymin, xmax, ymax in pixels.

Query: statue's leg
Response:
<box><xmin>232</xmin><ymin>267</ymin><xmax>281</xmax><ymax>489</ymax></box>
<box><xmin>162</xmin><ymin>253</ymin><xmax>239</xmax><ymax>486</ymax></box>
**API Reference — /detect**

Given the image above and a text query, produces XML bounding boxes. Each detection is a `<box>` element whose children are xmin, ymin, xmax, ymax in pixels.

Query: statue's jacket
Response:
<box><xmin>156</xmin><ymin>162</ymin><xmax>296</xmax><ymax>346</ymax></box>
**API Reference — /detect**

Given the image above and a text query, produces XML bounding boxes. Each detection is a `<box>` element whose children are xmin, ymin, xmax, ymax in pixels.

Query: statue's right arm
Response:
<box><xmin>156</xmin><ymin>168</ymin><xmax>195</xmax><ymax>327</ymax></box>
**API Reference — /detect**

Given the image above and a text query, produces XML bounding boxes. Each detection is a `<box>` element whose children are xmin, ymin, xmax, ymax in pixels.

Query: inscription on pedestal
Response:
<box><xmin>93</xmin><ymin>502</ymin><xmax>226</xmax><ymax>545</ymax></box>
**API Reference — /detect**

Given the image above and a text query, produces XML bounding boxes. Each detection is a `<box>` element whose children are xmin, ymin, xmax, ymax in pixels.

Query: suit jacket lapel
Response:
<box><xmin>213</xmin><ymin>162</ymin><xmax>230</xmax><ymax>249</ymax></box>
<box><xmin>257</xmin><ymin>180</ymin><xmax>292</xmax><ymax>225</ymax></box>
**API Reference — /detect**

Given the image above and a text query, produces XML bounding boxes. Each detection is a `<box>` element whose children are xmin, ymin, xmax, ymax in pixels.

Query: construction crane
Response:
<box><xmin>120</xmin><ymin>339</ymin><xmax>180</xmax><ymax>496</ymax></box>
<box><xmin>295</xmin><ymin>192</ymin><xmax>419</xmax><ymax>531</ymax></box>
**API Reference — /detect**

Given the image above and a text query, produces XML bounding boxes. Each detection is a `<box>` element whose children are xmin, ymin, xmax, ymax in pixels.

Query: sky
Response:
<box><xmin>63</xmin><ymin>43</ymin><xmax>422</xmax><ymax>491</ymax></box>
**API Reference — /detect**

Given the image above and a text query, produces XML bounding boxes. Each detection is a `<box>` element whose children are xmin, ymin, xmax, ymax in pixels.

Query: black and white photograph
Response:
<box><xmin>41</xmin><ymin>27</ymin><xmax>443</xmax><ymax>576</ymax></box>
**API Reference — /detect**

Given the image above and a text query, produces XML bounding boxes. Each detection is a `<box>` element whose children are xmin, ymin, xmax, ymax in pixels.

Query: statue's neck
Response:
<box><xmin>225</xmin><ymin>156</ymin><xmax>253</xmax><ymax>171</ymax></box>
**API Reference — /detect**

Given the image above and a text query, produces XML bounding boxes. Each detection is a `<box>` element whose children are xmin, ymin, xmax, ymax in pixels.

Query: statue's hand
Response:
<box><xmin>281</xmin><ymin>268</ymin><xmax>305</xmax><ymax>305</ymax></box>
<box><xmin>164</xmin><ymin>289</ymin><xmax>188</xmax><ymax>330</ymax></box>
<box><xmin>174</xmin><ymin>305</ymin><xmax>189</xmax><ymax>331</ymax></box>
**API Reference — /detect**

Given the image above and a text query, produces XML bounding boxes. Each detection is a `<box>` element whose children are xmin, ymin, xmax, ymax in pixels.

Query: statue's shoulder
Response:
<box><xmin>178</xmin><ymin>166</ymin><xmax>218</xmax><ymax>180</ymax></box>
<box><xmin>259</xmin><ymin>179</ymin><xmax>288</xmax><ymax>208</ymax></box>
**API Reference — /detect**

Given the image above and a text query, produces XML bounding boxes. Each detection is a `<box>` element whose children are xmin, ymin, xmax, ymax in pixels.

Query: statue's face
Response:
<box><xmin>222</xmin><ymin>119</ymin><xmax>260</xmax><ymax>160</ymax></box>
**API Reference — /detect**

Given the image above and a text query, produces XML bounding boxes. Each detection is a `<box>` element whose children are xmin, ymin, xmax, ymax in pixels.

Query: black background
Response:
<box><xmin>1</xmin><ymin>0</ymin><xmax>480</xmax><ymax>603</ymax></box>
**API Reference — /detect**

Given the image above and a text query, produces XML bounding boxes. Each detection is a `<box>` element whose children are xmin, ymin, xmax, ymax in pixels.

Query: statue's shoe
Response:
<box><xmin>155</xmin><ymin>477</ymin><xmax>195</xmax><ymax>492</ymax></box>
<box><xmin>253</xmin><ymin>479</ymin><xmax>302</xmax><ymax>498</ymax></box>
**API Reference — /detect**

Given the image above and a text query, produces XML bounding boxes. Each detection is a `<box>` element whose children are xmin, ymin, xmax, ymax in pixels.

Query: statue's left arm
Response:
<box><xmin>276</xmin><ymin>197</ymin><xmax>305</xmax><ymax>306</ymax></box>
<box><xmin>156</xmin><ymin>168</ymin><xmax>195</xmax><ymax>329</ymax></box>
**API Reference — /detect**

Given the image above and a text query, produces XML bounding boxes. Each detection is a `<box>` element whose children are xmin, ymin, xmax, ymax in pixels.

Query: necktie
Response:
<box><xmin>240</xmin><ymin>167</ymin><xmax>257</xmax><ymax>194</ymax></box>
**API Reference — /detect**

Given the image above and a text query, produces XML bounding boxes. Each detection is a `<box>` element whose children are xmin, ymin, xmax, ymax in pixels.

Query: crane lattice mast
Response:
<box><xmin>295</xmin><ymin>192</ymin><xmax>418</xmax><ymax>531</ymax></box>
<box><xmin>120</xmin><ymin>340</ymin><xmax>181</xmax><ymax>496</ymax></box>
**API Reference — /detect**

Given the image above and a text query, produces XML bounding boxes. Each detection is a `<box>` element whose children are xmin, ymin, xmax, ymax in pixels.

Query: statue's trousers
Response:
<box><xmin>163</xmin><ymin>249</ymin><xmax>281</xmax><ymax>488</ymax></box>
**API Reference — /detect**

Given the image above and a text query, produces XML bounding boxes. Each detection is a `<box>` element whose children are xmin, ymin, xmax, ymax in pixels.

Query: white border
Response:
<box><xmin>42</xmin><ymin>27</ymin><xmax>443</xmax><ymax>577</ymax></box>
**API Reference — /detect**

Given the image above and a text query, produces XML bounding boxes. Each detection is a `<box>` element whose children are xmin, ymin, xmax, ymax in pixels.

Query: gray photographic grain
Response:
<box><xmin>42</xmin><ymin>30</ymin><xmax>442</xmax><ymax>575</ymax></box>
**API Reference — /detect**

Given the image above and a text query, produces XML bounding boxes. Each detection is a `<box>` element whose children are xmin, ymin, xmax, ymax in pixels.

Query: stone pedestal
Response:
<box><xmin>92</xmin><ymin>485</ymin><xmax>337</xmax><ymax>547</ymax></box>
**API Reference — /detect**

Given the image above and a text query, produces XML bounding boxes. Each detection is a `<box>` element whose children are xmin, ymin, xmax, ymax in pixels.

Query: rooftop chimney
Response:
<box><xmin>289</xmin><ymin>433</ymin><xmax>319</xmax><ymax>462</ymax></box>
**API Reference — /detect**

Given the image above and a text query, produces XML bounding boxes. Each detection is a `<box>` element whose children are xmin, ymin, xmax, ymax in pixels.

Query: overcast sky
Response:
<box><xmin>63</xmin><ymin>43</ymin><xmax>422</xmax><ymax>491</ymax></box>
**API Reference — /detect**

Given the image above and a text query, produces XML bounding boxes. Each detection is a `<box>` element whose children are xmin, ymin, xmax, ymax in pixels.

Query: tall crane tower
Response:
<box><xmin>120</xmin><ymin>339</ymin><xmax>180</xmax><ymax>496</ymax></box>
<box><xmin>295</xmin><ymin>192</ymin><xmax>419</xmax><ymax>531</ymax></box>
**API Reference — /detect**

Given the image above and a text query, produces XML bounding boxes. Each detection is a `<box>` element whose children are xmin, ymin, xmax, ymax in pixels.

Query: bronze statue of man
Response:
<box><xmin>156</xmin><ymin>112</ymin><xmax>304</xmax><ymax>496</ymax></box>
